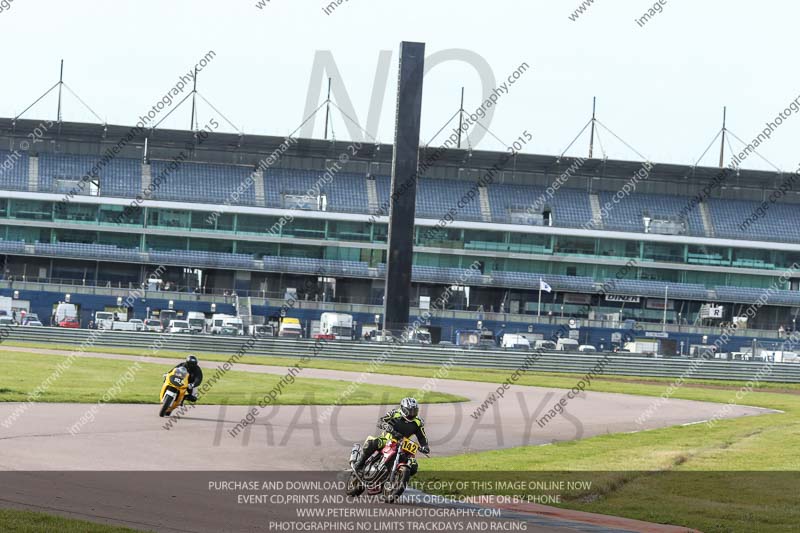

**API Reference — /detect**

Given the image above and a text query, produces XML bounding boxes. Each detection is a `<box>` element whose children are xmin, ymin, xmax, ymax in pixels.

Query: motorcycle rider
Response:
<box><xmin>353</xmin><ymin>397</ymin><xmax>430</xmax><ymax>477</ymax></box>
<box><xmin>171</xmin><ymin>355</ymin><xmax>203</xmax><ymax>402</ymax></box>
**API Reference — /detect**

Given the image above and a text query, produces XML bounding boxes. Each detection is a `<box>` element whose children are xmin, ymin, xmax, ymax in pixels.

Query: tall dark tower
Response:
<box><xmin>382</xmin><ymin>41</ymin><xmax>426</xmax><ymax>333</ymax></box>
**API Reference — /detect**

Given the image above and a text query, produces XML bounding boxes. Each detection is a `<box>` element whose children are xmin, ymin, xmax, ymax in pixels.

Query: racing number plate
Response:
<box><xmin>401</xmin><ymin>438</ymin><xmax>419</xmax><ymax>455</ymax></box>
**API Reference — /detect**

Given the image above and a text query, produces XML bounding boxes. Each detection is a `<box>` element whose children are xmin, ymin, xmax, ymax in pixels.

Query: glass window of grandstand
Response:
<box><xmin>147</xmin><ymin>235</ymin><xmax>187</xmax><ymax>251</ymax></box>
<box><xmin>418</xmin><ymin>227</ymin><xmax>462</xmax><ymax>248</ymax></box>
<box><xmin>54</xmin><ymin>202</ymin><xmax>96</xmax><ymax>223</ymax></box>
<box><xmin>279</xmin><ymin>244</ymin><xmax>323</xmax><ymax>259</ymax></box>
<box><xmin>642</xmin><ymin>241</ymin><xmax>683</xmax><ymax>263</ymax></box>
<box><xmin>237</xmin><ymin>241</ymin><xmax>279</xmax><ymax>259</ymax></box>
<box><xmin>687</xmin><ymin>244</ymin><xmax>729</xmax><ymax>266</ymax></box>
<box><xmin>280</xmin><ymin>217</ymin><xmax>325</xmax><ymax>239</ymax></box>
<box><xmin>190</xmin><ymin>238</ymin><xmax>233</xmax><ymax>254</ymax></box>
<box><xmin>773</xmin><ymin>250</ymin><xmax>800</xmax><ymax>271</ymax></box>
<box><xmin>0</xmin><ymin>198</ymin><xmax>8</xmax><ymax>216</ymax></box>
<box><xmin>372</xmin><ymin>223</ymin><xmax>388</xmax><ymax>244</ymax></box>
<box><xmin>191</xmin><ymin>211</ymin><xmax>234</xmax><ymax>232</ymax></box>
<box><xmin>97</xmin><ymin>232</ymin><xmax>139</xmax><ymax>250</ymax></box>
<box><xmin>507</xmin><ymin>232</ymin><xmax>550</xmax><ymax>254</ymax></box>
<box><xmin>328</xmin><ymin>220</ymin><xmax>370</xmax><ymax>241</ymax></box>
<box><xmin>54</xmin><ymin>228</ymin><xmax>96</xmax><ymax>244</ymax></box>
<box><xmin>414</xmin><ymin>252</ymin><xmax>464</xmax><ymax>268</ymax></box>
<box><xmin>98</xmin><ymin>204</ymin><xmax>142</xmax><ymax>225</ymax></box>
<box><xmin>597</xmin><ymin>239</ymin><xmax>638</xmax><ymax>260</ymax></box>
<box><xmin>640</xmin><ymin>267</ymin><xmax>680</xmax><ymax>283</ymax></box>
<box><xmin>554</xmin><ymin>236</ymin><xmax>594</xmax><ymax>256</ymax></box>
<box><xmin>9</xmin><ymin>199</ymin><xmax>52</xmax><ymax>221</ymax></box>
<box><xmin>324</xmin><ymin>246</ymin><xmax>362</xmax><ymax>262</ymax></box>
<box><xmin>6</xmin><ymin>225</ymin><xmax>50</xmax><ymax>244</ymax></box>
<box><xmin>238</xmin><ymin>214</ymin><xmax>273</xmax><ymax>234</ymax></box>
<box><xmin>463</xmin><ymin>229</ymin><xmax>504</xmax><ymax>252</ymax></box>
<box><xmin>148</xmin><ymin>208</ymin><xmax>190</xmax><ymax>229</ymax></box>
<box><xmin>732</xmin><ymin>247</ymin><xmax>774</xmax><ymax>270</ymax></box>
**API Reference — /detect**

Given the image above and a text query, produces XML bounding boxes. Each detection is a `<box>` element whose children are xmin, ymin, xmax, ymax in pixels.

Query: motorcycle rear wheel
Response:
<box><xmin>345</xmin><ymin>472</ymin><xmax>365</xmax><ymax>497</ymax></box>
<box><xmin>381</xmin><ymin>466</ymin><xmax>410</xmax><ymax>503</ymax></box>
<box><xmin>159</xmin><ymin>393</ymin><xmax>174</xmax><ymax>417</ymax></box>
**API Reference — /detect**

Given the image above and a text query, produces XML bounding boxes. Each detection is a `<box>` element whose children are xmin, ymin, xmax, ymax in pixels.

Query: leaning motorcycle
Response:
<box><xmin>159</xmin><ymin>366</ymin><xmax>189</xmax><ymax>417</ymax></box>
<box><xmin>347</xmin><ymin>428</ymin><xmax>426</xmax><ymax>503</ymax></box>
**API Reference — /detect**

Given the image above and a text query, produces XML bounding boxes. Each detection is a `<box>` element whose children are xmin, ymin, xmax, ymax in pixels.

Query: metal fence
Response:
<box><xmin>4</xmin><ymin>327</ymin><xmax>799</xmax><ymax>383</ymax></box>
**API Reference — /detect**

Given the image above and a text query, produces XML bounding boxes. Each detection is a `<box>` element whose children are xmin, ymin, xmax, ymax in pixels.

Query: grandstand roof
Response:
<box><xmin>0</xmin><ymin>117</ymin><xmax>790</xmax><ymax>194</ymax></box>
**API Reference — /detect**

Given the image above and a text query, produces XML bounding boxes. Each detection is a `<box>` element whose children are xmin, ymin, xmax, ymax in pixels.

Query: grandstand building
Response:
<box><xmin>1</xmin><ymin>117</ymin><xmax>799</xmax><ymax>351</ymax></box>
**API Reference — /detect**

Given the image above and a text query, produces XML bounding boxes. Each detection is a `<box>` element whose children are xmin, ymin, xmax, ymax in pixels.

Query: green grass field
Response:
<box><xmin>3</xmin><ymin>341</ymin><xmax>799</xmax><ymax>531</ymax></box>
<box><xmin>0</xmin><ymin>509</ymin><xmax>150</xmax><ymax>533</ymax></box>
<box><xmin>0</xmin><ymin>350</ymin><xmax>464</xmax><ymax>405</ymax></box>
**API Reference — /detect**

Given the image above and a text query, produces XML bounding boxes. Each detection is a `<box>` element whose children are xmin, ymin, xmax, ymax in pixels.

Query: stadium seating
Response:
<box><xmin>38</xmin><ymin>154</ymin><xmax>142</xmax><ymax>197</ymax></box>
<box><xmin>263</xmin><ymin>169</ymin><xmax>368</xmax><ymax>213</ymax></box>
<box><xmin>713</xmin><ymin>285</ymin><xmax>800</xmax><ymax>306</ymax></box>
<box><xmin>0</xmin><ymin>150</ymin><xmax>30</xmax><ymax>191</ymax></box>
<box><xmin>490</xmin><ymin>271</ymin><xmax>597</xmax><ymax>293</ymax></box>
<box><xmin>6</xmin><ymin>153</ymin><xmax>800</xmax><ymax>246</ymax></box>
<box><xmin>597</xmin><ymin>192</ymin><xmax>704</xmax><ymax>236</ymax></box>
<box><xmin>488</xmin><ymin>183</ymin><xmax>593</xmax><ymax>228</ymax></box>
<box><xmin>150</xmin><ymin>161</ymin><xmax>256</xmax><ymax>205</ymax></box>
<box><xmin>604</xmin><ymin>279</ymin><xmax>708</xmax><ymax>300</ymax></box>
<box><xmin>708</xmin><ymin>198</ymin><xmax>800</xmax><ymax>242</ymax></box>
<box><xmin>34</xmin><ymin>242</ymin><xmax>142</xmax><ymax>263</ymax></box>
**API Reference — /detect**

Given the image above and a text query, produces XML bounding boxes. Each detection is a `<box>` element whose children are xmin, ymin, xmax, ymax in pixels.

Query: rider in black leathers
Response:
<box><xmin>172</xmin><ymin>354</ymin><xmax>203</xmax><ymax>402</ymax></box>
<box><xmin>354</xmin><ymin>397</ymin><xmax>430</xmax><ymax>476</ymax></box>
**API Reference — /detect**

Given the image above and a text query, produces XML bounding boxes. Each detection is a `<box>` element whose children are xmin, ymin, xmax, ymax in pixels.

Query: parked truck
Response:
<box><xmin>278</xmin><ymin>317</ymin><xmax>303</xmax><ymax>338</ymax></box>
<box><xmin>187</xmin><ymin>311</ymin><xmax>207</xmax><ymax>334</ymax></box>
<box><xmin>318</xmin><ymin>312</ymin><xmax>353</xmax><ymax>340</ymax></box>
<box><xmin>210</xmin><ymin>314</ymin><xmax>244</xmax><ymax>335</ymax></box>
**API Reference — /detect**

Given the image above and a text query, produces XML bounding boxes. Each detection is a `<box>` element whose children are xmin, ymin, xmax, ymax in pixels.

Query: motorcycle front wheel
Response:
<box><xmin>159</xmin><ymin>392</ymin><xmax>174</xmax><ymax>417</ymax></box>
<box><xmin>380</xmin><ymin>466</ymin><xmax>410</xmax><ymax>503</ymax></box>
<box><xmin>345</xmin><ymin>472</ymin><xmax>365</xmax><ymax>497</ymax></box>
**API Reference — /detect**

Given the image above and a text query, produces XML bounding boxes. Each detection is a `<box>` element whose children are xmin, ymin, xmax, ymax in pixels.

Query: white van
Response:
<box><xmin>187</xmin><ymin>311</ymin><xmax>207</xmax><ymax>333</ymax></box>
<box><xmin>209</xmin><ymin>314</ymin><xmax>244</xmax><ymax>335</ymax></box>
<box><xmin>556</xmin><ymin>338</ymin><xmax>580</xmax><ymax>352</ymax></box>
<box><xmin>111</xmin><ymin>321</ymin><xmax>139</xmax><ymax>332</ymax></box>
<box><xmin>94</xmin><ymin>311</ymin><xmax>115</xmax><ymax>330</ymax></box>
<box><xmin>54</xmin><ymin>303</ymin><xmax>78</xmax><ymax>324</ymax></box>
<box><xmin>502</xmin><ymin>334</ymin><xmax>531</xmax><ymax>350</ymax></box>
<box><xmin>168</xmin><ymin>320</ymin><xmax>191</xmax><ymax>334</ymax></box>
<box><xmin>578</xmin><ymin>345</ymin><xmax>597</xmax><ymax>353</ymax></box>
<box><xmin>533</xmin><ymin>339</ymin><xmax>557</xmax><ymax>351</ymax></box>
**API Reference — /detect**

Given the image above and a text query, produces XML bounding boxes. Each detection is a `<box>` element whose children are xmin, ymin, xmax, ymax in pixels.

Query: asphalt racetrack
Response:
<box><xmin>0</xmin><ymin>347</ymin><xmax>770</xmax><ymax>532</ymax></box>
<box><xmin>0</xmin><ymin>347</ymin><xmax>771</xmax><ymax>470</ymax></box>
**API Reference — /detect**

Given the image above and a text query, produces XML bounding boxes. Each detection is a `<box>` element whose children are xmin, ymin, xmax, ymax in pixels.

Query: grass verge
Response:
<box><xmin>4</xmin><ymin>341</ymin><xmax>800</xmax><ymax>531</ymax></box>
<box><xmin>0</xmin><ymin>509</ymin><xmax>149</xmax><ymax>533</ymax></box>
<box><xmin>0</xmin><ymin>350</ymin><xmax>464</xmax><ymax>405</ymax></box>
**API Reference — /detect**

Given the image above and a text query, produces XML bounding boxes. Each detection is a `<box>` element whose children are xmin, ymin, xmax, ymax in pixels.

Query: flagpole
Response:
<box><xmin>538</xmin><ymin>279</ymin><xmax>542</xmax><ymax>317</ymax></box>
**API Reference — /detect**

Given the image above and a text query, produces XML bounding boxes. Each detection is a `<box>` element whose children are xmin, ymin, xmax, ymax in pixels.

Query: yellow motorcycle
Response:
<box><xmin>159</xmin><ymin>366</ymin><xmax>190</xmax><ymax>417</ymax></box>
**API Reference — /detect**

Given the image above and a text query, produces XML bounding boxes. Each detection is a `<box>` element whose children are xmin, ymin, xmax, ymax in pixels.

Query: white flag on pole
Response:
<box><xmin>539</xmin><ymin>279</ymin><xmax>552</xmax><ymax>293</ymax></box>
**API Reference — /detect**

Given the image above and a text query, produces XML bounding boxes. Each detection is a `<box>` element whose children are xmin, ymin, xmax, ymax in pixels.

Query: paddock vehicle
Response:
<box><xmin>501</xmin><ymin>334</ymin><xmax>530</xmax><ymax>350</ymax></box>
<box><xmin>54</xmin><ymin>302</ymin><xmax>78</xmax><ymax>326</ymax></box>
<box><xmin>144</xmin><ymin>319</ymin><xmax>164</xmax><ymax>332</ymax></box>
<box><xmin>278</xmin><ymin>317</ymin><xmax>303</xmax><ymax>337</ymax></box>
<box><xmin>318</xmin><ymin>312</ymin><xmax>353</xmax><ymax>340</ymax></box>
<box><xmin>248</xmin><ymin>324</ymin><xmax>275</xmax><ymax>337</ymax></box>
<box><xmin>210</xmin><ymin>314</ymin><xmax>244</xmax><ymax>335</ymax></box>
<box><xmin>346</xmin><ymin>429</ymin><xmax>427</xmax><ymax>503</ymax></box>
<box><xmin>167</xmin><ymin>320</ymin><xmax>191</xmax><ymax>334</ymax></box>
<box><xmin>187</xmin><ymin>311</ymin><xmax>207</xmax><ymax>333</ymax></box>
<box><xmin>159</xmin><ymin>366</ymin><xmax>190</xmax><ymax>417</ymax></box>
<box><xmin>111</xmin><ymin>320</ymin><xmax>138</xmax><ymax>332</ymax></box>
<box><xmin>94</xmin><ymin>311</ymin><xmax>115</xmax><ymax>330</ymax></box>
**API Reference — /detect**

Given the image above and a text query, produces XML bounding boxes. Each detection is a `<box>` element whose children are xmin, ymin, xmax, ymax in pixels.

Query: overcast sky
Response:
<box><xmin>1</xmin><ymin>0</ymin><xmax>797</xmax><ymax>172</ymax></box>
